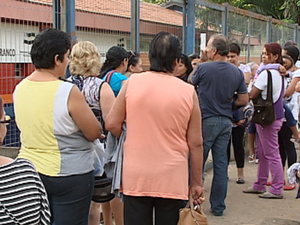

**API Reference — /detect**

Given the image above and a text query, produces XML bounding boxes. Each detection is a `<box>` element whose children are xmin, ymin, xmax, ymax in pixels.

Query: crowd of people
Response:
<box><xmin>1</xmin><ymin>27</ymin><xmax>300</xmax><ymax>224</ymax></box>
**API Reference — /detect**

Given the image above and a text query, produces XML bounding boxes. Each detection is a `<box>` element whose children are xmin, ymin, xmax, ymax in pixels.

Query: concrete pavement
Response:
<box><xmin>202</xmin><ymin>160</ymin><xmax>300</xmax><ymax>225</ymax></box>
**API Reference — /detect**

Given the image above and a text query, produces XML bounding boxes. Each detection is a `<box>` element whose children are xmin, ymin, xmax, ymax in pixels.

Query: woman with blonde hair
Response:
<box><xmin>69</xmin><ymin>41</ymin><xmax>117</xmax><ymax>225</ymax></box>
<box><xmin>13</xmin><ymin>29</ymin><xmax>103</xmax><ymax>225</ymax></box>
<box><xmin>69</xmin><ymin>41</ymin><xmax>114</xmax><ymax>127</ymax></box>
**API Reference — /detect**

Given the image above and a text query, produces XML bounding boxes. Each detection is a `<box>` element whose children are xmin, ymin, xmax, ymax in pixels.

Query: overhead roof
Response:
<box><xmin>28</xmin><ymin>0</ymin><xmax>183</xmax><ymax>26</ymax></box>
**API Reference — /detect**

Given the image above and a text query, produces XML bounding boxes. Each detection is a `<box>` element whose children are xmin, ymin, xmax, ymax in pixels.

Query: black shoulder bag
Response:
<box><xmin>251</xmin><ymin>70</ymin><xmax>276</xmax><ymax>126</ymax></box>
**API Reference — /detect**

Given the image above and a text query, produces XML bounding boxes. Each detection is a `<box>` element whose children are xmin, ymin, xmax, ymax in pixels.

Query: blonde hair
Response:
<box><xmin>69</xmin><ymin>41</ymin><xmax>101</xmax><ymax>77</ymax></box>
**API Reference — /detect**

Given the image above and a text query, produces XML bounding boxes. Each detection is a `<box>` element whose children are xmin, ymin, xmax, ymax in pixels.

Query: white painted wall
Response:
<box><xmin>0</xmin><ymin>23</ymin><xmax>39</xmax><ymax>63</ymax></box>
<box><xmin>76</xmin><ymin>30</ymin><xmax>129</xmax><ymax>61</ymax></box>
<box><xmin>0</xmin><ymin>25</ymin><xmax>129</xmax><ymax>63</ymax></box>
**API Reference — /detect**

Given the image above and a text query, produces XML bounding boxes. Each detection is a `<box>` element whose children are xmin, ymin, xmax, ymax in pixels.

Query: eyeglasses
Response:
<box><xmin>128</xmin><ymin>50</ymin><xmax>136</xmax><ymax>61</ymax></box>
<box><xmin>0</xmin><ymin>115</ymin><xmax>11</xmax><ymax>125</ymax></box>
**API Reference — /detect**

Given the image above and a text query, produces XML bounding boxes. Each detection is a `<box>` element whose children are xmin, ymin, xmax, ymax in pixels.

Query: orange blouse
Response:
<box><xmin>122</xmin><ymin>71</ymin><xmax>194</xmax><ymax>200</ymax></box>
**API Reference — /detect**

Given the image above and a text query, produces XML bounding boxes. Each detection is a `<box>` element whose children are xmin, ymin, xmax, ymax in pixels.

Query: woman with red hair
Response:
<box><xmin>243</xmin><ymin>43</ymin><xmax>285</xmax><ymax>199</ymax></box>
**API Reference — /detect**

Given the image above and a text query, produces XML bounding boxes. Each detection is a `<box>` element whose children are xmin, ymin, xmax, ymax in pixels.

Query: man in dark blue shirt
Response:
<box><xmin>189</xmin><ymin>34</ymin><xmax>248</xmax><ymax>216</ymax></box>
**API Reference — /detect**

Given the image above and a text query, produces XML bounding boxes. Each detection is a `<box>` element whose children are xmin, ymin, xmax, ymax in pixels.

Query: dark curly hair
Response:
<box><xmin>30</xmin><ymin>28</ymin><xmax>71</xmax><ymax>69</ymax></box>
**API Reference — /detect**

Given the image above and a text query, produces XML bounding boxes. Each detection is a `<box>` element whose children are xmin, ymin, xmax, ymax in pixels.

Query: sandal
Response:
<box><xmin>284</xmin><ymin>184</ymin><xmax>296</xmax><ymax>191</ymax></box>
<box><xmin>236</xmin><ymin>178</ymin><xmax>245</xmax><ymax>184</ymax></box>
<box><xmin>248</xmin><ymin>154</ymin><xmax>255</xmax><ymax>163</ymax></box>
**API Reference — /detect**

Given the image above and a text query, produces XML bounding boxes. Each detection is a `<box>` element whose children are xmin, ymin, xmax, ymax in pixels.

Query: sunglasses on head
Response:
<box><xmin>0</xmin><ymin>115</ymin><xmax>11</xmax><ymax>126</ymax></box>
<box><xmin>128</xmin><ymin>50</ymin><xmax>136</xmax><ymax>61</ymax></box>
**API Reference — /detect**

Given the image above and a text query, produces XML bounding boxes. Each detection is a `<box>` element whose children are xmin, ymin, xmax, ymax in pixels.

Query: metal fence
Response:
<box><xmin>191</xmin><ymin>0</ymin><xmax>300</xmax><ymax>64</ymax></box>
<box><xmin>1</xmin><ymin>0</ymin><xmax>300</xmax><ymax>147</ymax></box>
<box><xmin>0</xmin><ymin>0</ymin><xmax>53</xmax><ymax>147</ymax></box>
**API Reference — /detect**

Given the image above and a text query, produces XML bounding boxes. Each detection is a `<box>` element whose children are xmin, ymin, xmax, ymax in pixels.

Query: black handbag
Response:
<box><xmin>251</xmin><ymin>70</ymin><xmax>276</xmax><ymax>126</ymax></box>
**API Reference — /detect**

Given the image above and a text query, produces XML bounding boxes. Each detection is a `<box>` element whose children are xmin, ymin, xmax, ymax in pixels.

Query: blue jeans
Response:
<box><xmin>40</xmin><ymin>171</ymin><xmax>94</xmax><ymax>225</ymax></box>
<box><xmin>283</xmin><ymin>103</ymin><xmax>297</xmax><ymax>127</ymax></box>
<box><xmin>203</xmin><ymin>116</ymin><xmax>232</xmax><ymax>216</ymax></box>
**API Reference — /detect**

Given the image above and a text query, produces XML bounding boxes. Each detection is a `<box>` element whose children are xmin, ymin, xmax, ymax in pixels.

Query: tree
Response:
<box><xmin>210</xmin><ymin>0</ymin><xmax>300</xmax><ymax>25</ymax></box>
<box><xmin>280</xmin><ymin>0</ymin><xmax>300</xmax><ymax>25</ymax></box>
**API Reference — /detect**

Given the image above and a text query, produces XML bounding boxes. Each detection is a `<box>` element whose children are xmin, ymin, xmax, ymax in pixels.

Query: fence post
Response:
<box><xmin>266</xmin><ymin>16</ymin><xmax>272</xmax><ymax>43</ymax></box>
<box><xmin>182</xmin><ymin>1</ymin><xmax>187</xmax><ymax>54</ymax></box>
<box><xmin>131</xmin><ymin>0</ymin><xmax>140</xmax><ymax>53</ymax></box>
<box><xmin>61</xmin><ymin>0</ymin><xmax>76</xmax><ymax>42</ymax></box>
<box><xmin>294</xmin><ymin>24</ymin><xmax>299</xmax><ymax>46</ymax></box>
<box><xmin>247</xmin><ymin>16</ymin><xmax>251</xmax><ymax>63</ymax></box>
<box><xmin>66</xmin><ymin>0</ymin><xmax>76</xmax><ymax>42</ymax></box>
<box><xmin>52</xmin><ymin>0</ymin><xmax>61</xmax><ymax>29</ymax></box>
<box><xmin>187</xmin><ymin>0</ymin><xmax>195</xmax><ymax>55</ymax></box>
<box><xmin>222</xmin><ymin>3</ymin><xmax>228</xmax><ymax>37</ymax></box>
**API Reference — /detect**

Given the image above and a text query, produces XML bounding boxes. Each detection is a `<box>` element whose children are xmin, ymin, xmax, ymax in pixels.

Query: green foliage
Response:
<box><xmin>141</xmin><ymin>0</ymin><xmax>300</xmax><ymax>25</ymax></box>
<box><xmin>210</xmin><ymin>0</ymin><xmax>300</xmax><ymax>25</ymax></box>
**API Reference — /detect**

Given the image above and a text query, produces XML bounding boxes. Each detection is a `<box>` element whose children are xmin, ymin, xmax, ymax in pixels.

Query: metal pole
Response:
<box><xmin>294</xmin><ymin>24</ymin><xmax>299</xmax><ymax>46</ymax></box>
<box><xmin>131</xmin><ymin>0</ymin><xmax>140</xmax><ymax>53</ymax></box>
<box><xmin>65</xmin><ymin>0</ymin><xmax>76</xmax><ymax>43</ymax></box>
<box><xmin>222</xmin><ymin>3</ymin><xmax>228</xmax><ymax>37</ymax></box>
<box><xmin>266</xmin><ymin>16</ymin><xmax>272</xmax><ymax>43</ymax></box>
<box><xmin>52</xmin><ymin>0</ymin><xmax>61</xmax><ymax>29</ymax></box>
<box><xmin>63</xmin><ymin>0</ymin><xmax>76</xmax><ymax>79</ymax></box>
<box><xmin>182</xmin><ymin>0</ymin><xmax>187</xmax><ymax>54</ymax></box>
<box><xmin>247</xmin><ymin>17</ymin><xmax>251</xmax><ymax>63</ymax></box>
<box><xmin>186</xmin><ymin>0</ymin><xmax>195</xmax><ymax>55</ymax></box>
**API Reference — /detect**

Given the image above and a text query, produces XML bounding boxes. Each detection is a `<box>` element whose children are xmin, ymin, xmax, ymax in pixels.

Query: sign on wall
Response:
<box><xmin>0</xmin><ymin>23</ymin><xmax>39</xmax><ymax>63</ymax></box>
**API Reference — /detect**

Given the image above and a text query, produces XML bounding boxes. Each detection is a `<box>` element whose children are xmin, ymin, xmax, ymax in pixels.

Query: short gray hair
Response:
<box><xmin>210</xmin><ymin>34</ymin><xmax>229</xmax><ymax>56</ymax></box>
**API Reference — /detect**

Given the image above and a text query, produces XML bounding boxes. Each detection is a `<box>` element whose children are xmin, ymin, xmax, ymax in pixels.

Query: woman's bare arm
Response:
<box><xmin>105</xmin><ymin>81</ymin><xmax>128</xmax><ymax>137</ymax></box>
<box><xmin>68</xmin><ymin>86</ymin><xmax>102</xmax><ymax>141</ymax></box>
<box><xmin>99</xmin><ymin>83</ymin><xmax>115</xmax><ymax>121</ymax></box>
<box><xmin>187</xmin><ymin>92</ymin><xmax>205</xmax><ymax>204</ymax></box>
<box><xmin>285</xmin><ymin>77</ymin><xmax>300</xmax><ymax>97</ymax></box>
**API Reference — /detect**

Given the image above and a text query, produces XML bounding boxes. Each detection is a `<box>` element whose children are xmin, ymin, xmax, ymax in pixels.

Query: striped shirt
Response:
<box><xmin>0</xmin><ymin>158</ymin><xmax>51</xmax><ymax>224</ymax></box>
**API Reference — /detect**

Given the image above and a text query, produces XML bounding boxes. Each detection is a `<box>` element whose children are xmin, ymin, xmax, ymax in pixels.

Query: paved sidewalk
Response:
<box><xmin>202</xmin><ymin>160</ymin><xmax>300</xmax><ymax>225</ymax></box>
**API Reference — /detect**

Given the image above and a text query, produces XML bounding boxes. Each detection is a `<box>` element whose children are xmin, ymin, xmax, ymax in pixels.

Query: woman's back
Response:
<box><xmin>122</xmin><ymin>71</ymin><xmax>194</xmax><ymax>200</ymax></box>
<box><xmin>14</xmin><ymin>79</ymin><xmax>94</xmax><ymax>176</ymax></box>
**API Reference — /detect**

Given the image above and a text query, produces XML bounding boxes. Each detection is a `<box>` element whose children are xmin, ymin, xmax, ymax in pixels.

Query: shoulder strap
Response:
<box><xmin>98</xmin><ymin>80</ymin><xmax>106</xmax><ymax>101</ymax></box>
<box><xmin>266</xmin><ymin>70</ymin><xmax>273</xmax><ymax>103</ymax></box>
<box><xmin>105</xmin><ymin>70</ymin><xmax>115</xmax><ymax>84</ymax></box>
<box><xmin>280</xmin><ymin>75</ymin><xmax>284</xmax><ymax>98</ymax></box>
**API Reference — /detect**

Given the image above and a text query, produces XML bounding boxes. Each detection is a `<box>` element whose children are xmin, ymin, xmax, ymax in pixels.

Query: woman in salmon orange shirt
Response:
<box><xmin>106</xmin><ymin>32</ymin><xmax>205</xmax><ymax>225</ymax></box>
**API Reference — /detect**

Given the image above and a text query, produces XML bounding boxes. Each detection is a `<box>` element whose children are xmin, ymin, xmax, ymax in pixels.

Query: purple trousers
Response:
<box><xmin>253</xmin><ymin>119</ymin><xmax>284</xmax><ymax>195</ymax></box>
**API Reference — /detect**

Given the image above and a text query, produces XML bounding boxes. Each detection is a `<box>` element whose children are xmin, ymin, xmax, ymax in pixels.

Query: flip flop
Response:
<box><xmin>284</xmin><ymin>184</ymin><xmax>296</xmax><ymax>191</ymax></box>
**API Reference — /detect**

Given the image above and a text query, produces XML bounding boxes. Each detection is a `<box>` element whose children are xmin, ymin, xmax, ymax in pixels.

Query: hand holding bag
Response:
<box><xmin>177</xmin><ymin>195</ymin><xmax>208</xmax><ymax>225</ymax></box>
<box><xmin>251</xmin><ymin>70</ymin><xmax>276</xmax><ymax>126</ymax></box>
